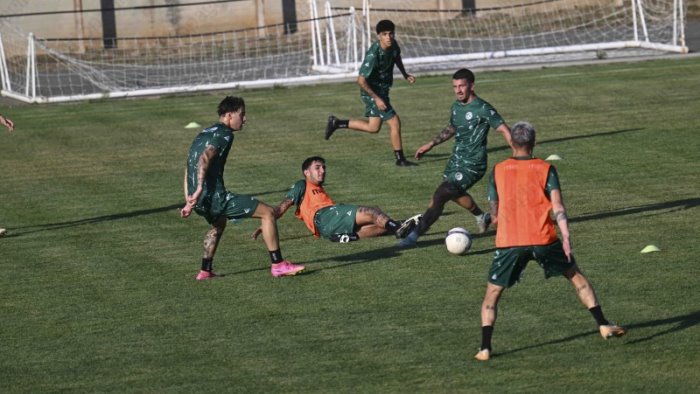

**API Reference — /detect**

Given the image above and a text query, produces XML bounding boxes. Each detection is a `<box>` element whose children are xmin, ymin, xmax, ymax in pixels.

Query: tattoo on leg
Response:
<box><xmin>203</xmin><ymin>228</ymin><xmax>222</xmax><ymax>258</ymax></box>
<box><xmin>576</xmin><ymin>284</ymin><xmax>589</xmax><ymax>294</ymax></box>
<box><xmin>485</xmin><ymin>304</ymin><xmax>497</xmax><ymax>310</ymax></box>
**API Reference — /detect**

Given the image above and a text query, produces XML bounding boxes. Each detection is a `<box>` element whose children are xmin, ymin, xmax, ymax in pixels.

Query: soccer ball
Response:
<box><xmin>445</xmin><ymin>227</ymin><xmax>472</xmax><ymax>255</ymax></box>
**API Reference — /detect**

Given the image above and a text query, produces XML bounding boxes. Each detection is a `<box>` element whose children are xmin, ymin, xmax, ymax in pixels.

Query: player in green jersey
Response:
<box><xmin>400</xmin><ymin>68</ymin><xmax>512</xmax><ymax>247</ymax></box>
<box><xmin>324</xmin><ymin>19</ymin><xmax>416</xmax><ymax>167</ymax></box>
<box><xmin>0</xmin><ymin>113</ymin><xmax>15</xmax><ymax>238</ymax></box>
<box><xmin>180</xmin><ymin>96</ymin><xmax>304</xmax><ymax>280</ymax></box>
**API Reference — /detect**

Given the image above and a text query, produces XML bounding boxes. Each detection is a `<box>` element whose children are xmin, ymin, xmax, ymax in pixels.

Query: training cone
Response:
<box><xmin>640</xmin><ymin>245</ymin><xmax>661</xmax><ymax>253</ymax></box>
<box><xmin>185</xmin><ymin>122</ymin><xmax>201</xmax><ymax>129</ymax></box>
<box><xmin>546</xmin><ymin>154</ymin><xmax>562</xmax><ymax>161</ymax></box>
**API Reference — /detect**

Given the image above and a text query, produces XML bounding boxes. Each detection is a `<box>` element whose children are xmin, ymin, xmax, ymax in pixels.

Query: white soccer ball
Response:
<box><xmin>445</xmin><ymin>227</ymin><xmax>472</xmax><ymax>255</ymax></box>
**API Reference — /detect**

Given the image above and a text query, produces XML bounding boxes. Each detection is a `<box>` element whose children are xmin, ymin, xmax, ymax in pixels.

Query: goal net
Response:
<box><xmin>353</xmin><ymin>0</ymin><xmax>688</xmax><ymax>74</ymax></box>
<box><xmin>0</xmin><ymin>0</ymin><xmax>687</xmax><ymax>103</ymax></box>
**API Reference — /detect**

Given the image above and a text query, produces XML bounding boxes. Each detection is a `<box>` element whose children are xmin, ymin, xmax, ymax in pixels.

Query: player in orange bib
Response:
<box><xmin>254</xmin><ymin>156</ymin><xmax>418</xmax><ymax>243</ymax></box>
<box><xmin>473</xmin><ymin>121</ymin><xmax>626</xmax><ymax>362</ymax></box>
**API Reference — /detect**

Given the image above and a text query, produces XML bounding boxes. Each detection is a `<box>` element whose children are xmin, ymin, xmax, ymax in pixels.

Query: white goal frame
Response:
<box><xmin>0</xmin><ymin>0</ymin><xmax>688</xmax><ymax>104</ymax></box>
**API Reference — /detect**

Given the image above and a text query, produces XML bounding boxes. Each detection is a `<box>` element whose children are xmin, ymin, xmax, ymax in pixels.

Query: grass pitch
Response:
<box><xmin>1</xmin><ymin>57</ymin><xmax>699</xmax><ymax>392</ymax></box>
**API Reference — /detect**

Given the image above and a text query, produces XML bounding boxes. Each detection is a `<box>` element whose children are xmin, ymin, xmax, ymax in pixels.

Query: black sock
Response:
<box><xmin>384</xmin><ymin>219</ymin><xmax>400</xmax><ymax>234</ymax></box>
<box><xmin>336</xmin><ymin>119</ymin><xmax>349</xmax><ymax>128</ymax></box>
<box><xmin>589</xmin><ymin>305</ymin><xmax>609</xmax><ymax>326</ymax></box>
<box><xmin>269</xmin><ymin>249</ymin><xmax>283</xmax><ymax>264</ymax></box>
<box><xmin>329</xmin><ymin>233</ymin><xmax>359</xmax><ymax>243</ymax></box>
<box><xmin>201</xmin><ymin>258</ymin><xmax>213</xmax><ymax>272</ymax></box>
<box><xmin>394</xmin><ymin>150</ymin><xmax>406</xmax><ymax>161</ymax></box>
<box><xmin>480</xmin><ymin>325</ymin><xmax>494</xmax><ymax>351</ymax></box>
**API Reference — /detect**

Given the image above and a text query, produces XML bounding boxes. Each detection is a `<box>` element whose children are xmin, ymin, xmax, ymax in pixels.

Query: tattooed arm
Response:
<box><xmin>550</xmin><ymin>189</ymin><xmax>571</xmax><ymax>261</ymax></box>
<box><xmin>415</xmin><ymin>125</ymin><xmax>456</xmax><ymax>159</ymax></box>
<box><xmin>181</xmin><ymin>145</ymin><xmax>217</xmax><ymax>218</ymax></box>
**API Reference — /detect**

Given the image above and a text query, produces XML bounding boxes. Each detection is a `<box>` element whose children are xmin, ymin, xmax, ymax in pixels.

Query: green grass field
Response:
<box><xmin>1</xmin><ymin>57</ymin><xmax>699</xmax><ymax>393</ymax></box>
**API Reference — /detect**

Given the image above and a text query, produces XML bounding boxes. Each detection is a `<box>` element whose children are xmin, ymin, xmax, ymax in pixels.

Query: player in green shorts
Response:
<box><xmin>253</xmin><ymin>156</ymin><xmax>419</xmax><ymax>243</ymax></box>
<box><xmin>324</xmin><ymin>19</ymin><xmax>417</xmax><ymax>167</ymax></box>
<box><xmin>180</xmin><ymin>96</ymin><xmax>304</xmax><ymax>280</ymax></box>
<box><xmin>400</xmin><ymin>68</ymin><xmax>512</xmax><ymax>247</ymax></box>
<box><xmin>473</xmin><ymin>121</ymin><xmax>625</xmax><ymax>362</ymax></box>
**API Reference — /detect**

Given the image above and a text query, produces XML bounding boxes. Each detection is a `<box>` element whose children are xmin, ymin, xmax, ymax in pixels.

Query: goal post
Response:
<box><xmin>0</xmin><ymin>0</ymin><xmax>688</xmax><ymax>104</ymax></box>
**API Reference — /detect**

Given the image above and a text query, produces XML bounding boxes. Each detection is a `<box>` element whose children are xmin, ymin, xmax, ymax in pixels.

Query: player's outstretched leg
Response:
<box><xmin>254</xmin><ymin>202</ymin><xmax>305</xmax><ymax>277</ymax></box>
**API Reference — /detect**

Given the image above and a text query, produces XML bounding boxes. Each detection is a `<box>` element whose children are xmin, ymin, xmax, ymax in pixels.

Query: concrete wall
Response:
<box><xmin>0</xmin><ymin>0</ymin><xmax>632</xmax><ymax>40</ymax></box>
<box><xmin>0</xmin><ymin>0</ymin><xmax>287</xmax><ymax>39</ymax></box>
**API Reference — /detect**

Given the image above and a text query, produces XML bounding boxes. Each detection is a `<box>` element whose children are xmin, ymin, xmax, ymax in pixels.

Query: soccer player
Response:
<box><xmin>253</xmin><ymin>156</ymin><xmax>420</xmax><ymax>243</ymax></box>
<box><xmin>324</xmin><ymin>19</ymin><xmax>416</xmax><ymax>167</ymax></box>
<box><xmin>180</xmin><ymin>96</ymin><xmax>304</xmax><ymax>280</ymax></box>
<box><xmin>399</xmin><ymin>68</ymin><xmax>511</xmax><ymax>247</ymax></box>
<box><xmin>0</xmin><ymin>113</ymin><xmax>15</xmax><ymax>238</ymax></box>
<box><xmin>473</xmin><ymin>121</ymin><xmax>625</xmax><ymax>361</ymax></box>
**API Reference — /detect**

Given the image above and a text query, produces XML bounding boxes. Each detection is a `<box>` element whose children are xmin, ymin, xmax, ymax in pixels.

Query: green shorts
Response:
<box><xmin>361</xmin><ymin>94</ymin><xmax>396</xmax><ymax>121</ymax></box>
<box><xmin>488</xmin><ymin>240</ymin><xmax>576</xmax><ymax>288</ymax></box>
<box><xmin>314</xmin><ymin>204</ymin><xmax>358</xmax><ymax>239</ymax></box>
<box><xmin>195</xmin><ymin>192</ymin><xmax>259</xmax><ymax>225</ymax></box>
<box><xmin>444</xmin><ymin>169</ymin><xmax>485</xmax><ymax>195</ymax></box>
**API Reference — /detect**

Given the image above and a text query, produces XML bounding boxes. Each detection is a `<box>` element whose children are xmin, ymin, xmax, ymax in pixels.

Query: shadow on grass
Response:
<box><xmin>495</xmin><ymin>310</ymin><xmax>700</xmax><ymax>358</ymax></box>
<box><xmin>6</xmin><ymin>203</ymin><xmax>183</xmax><ymax>237</ymax></box>
<box><xmin>623</xmin><ymin>310</ymin><xmax>700</xmax><ymax>344</ymax></box>
<box><xmin>218</xmin><ymin>197</ymin><xmax>699</xmax><ymax>276</ymax></box>
<box><xmin>419</xmin><ymin>127</ymin><xmax>646</xmax><ymax>163</ymax></box>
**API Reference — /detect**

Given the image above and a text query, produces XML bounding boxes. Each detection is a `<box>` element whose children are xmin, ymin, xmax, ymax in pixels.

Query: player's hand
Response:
<box><xmin>406</xmin><ymin>74</ymin><xmax>416</xmax><ymax>84</ymax></box>
<box><xmin>562</xmin><ymin>237</ymin><xmax>572</xmax><ymax>262</ymax></box>
<box><xmin>180</xmin><ymin>202</ymin><xmax>194</xmax><ymax>218</ymax></box>
<box><xmin>0</xmin><ymin>116</ymin><xmax>14</xmax><ymax>132</ymax></box>
<box><xmin>251</xmin><ymin>227</ymin><xmax>263</xmax><ymax>240</ymax></box>
<box><xmin>415</xmin><ymin>142</ymin><xmax>433</xmax><ymax>159</ymax></box>
<box><xmin>375</xmin><ymin>97</ymin><xmax>387</xmax><ymax>111</ymax></box>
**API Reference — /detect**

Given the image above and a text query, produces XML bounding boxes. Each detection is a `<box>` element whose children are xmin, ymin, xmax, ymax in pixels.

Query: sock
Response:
<box><xmin>480</xmin><ymin>325</ymin><xmax>494</xmax><ymax>351</ymax></box>
<box><xmin>329</xmin><ymin>233</ymin><xmax>359</xmax><ymax>243</ymax></box>
<box><xmin>384</xmin><ymin>219</ymin><xmax>400</xmax><ymax>234</ymax></box>
<box><xmin>201</xmin><ymin>258</ymin><xmax>213</xmax><ymax>272</ymax></box>
<box><xmin>394</xmin><ymin>150</ymin><xmax>406</xmax><ymax>162</ymax></box>
<box><xmin>269</xmin><ymin>249</ymin><xmax>284</xmax><ymax>264</ymax></box>
<box><xmin>336</xmin><ymin>119</ymin><xmax>349</xmax><ymax>128</ymax></box>
<box><xmin>589</xmin><ymin>305</ymin><xmax>609</xmax><ymax>326</ymax></box>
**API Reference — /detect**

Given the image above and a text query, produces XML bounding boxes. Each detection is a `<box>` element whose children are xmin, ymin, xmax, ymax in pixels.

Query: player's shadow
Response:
<box><xmin>419</xmin><ymin>127</ymin><xmax>646</xmax><ymax>164</ymax></box>
<box><xmin>495</xmin><ymin>310</ymin><xmax>700</xmax><ymax>358</ymax></box>
<box><xmin>6</xmin><ymin>203</ymin><xmax>183</xmax><ymax>237</ymax></box>
<box><xmin>5</xmin><ymin>187</ymin><xmax>291</xmax><ymax>238</ymax></box>
<box><xmin>488</xmin><ymin>127</ymin><xmax>646</xmax><ymax>154</ymax></box>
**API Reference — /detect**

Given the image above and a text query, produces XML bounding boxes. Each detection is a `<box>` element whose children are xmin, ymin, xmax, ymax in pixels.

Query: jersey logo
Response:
<box><xmin>466</xmin><ymin>112</ymin><xmax>473</xmax><ymax>120</ymax></box>
<box><xmin>455</xmin><ymin>172</ymin><xmax>463</xmax><ymax>181</ymax></box>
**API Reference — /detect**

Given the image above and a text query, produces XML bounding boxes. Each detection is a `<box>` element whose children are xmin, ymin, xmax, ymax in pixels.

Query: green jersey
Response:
<box><xmin>444</xmin><ymin>96</ymin><xmax>505</xmax><ymax>177</ymax></box>
<box><xmin>186</xmin><ymin>122</ymin><xmax>234</xmax><ymax>205</ymax></box>
<box><xmin>358</xmin><ymin>40</ymin><xmax>401</xmax><ymax>98</ymax></box>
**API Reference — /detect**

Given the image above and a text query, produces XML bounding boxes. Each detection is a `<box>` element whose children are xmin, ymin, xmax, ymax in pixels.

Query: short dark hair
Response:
<box><xmin>376</xmin><ymin>19</ymin><xmax>395</xmax><ymax>34</ymax></box>
<box><xmin>217</xmin><ymin>96</ymin><xmax>245</xmax><ymax>116</ymax></box>
<box><xmin>302</xmin><ymin>156</ymin><xmax>325</xmax><ymax>172</ymax></box>
<box><xmin>452</xmin><ymin>68</ymin><xmax>475</xmax><ymax>83</ymax></box>
<box><xmin>510</xmin><ymin>121</ymin><xmax>536</xmax><ymax>149</ymax></box>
